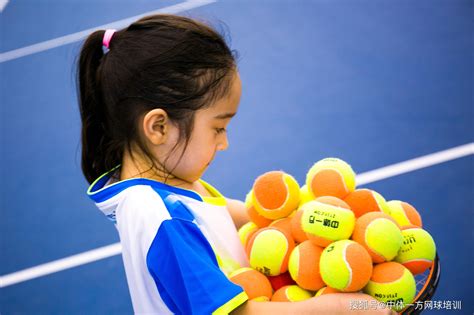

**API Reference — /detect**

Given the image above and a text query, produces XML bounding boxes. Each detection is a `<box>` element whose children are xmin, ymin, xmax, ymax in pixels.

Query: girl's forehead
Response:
<box><xmin>223</xmin><ymin>72</ymin><xmax>242</xmax><ymax>109</ymax></box>
<box><xmin>205</xmin><ymin>73</ymin><xmax>242</xmax><ymax>117</ymax></box>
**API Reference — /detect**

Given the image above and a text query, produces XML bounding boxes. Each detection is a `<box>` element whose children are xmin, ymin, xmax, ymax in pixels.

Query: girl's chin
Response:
<box><xmin>189</xmin><ymin>169</ymin><xmax>207</xmax><ymax>182</ymax></box>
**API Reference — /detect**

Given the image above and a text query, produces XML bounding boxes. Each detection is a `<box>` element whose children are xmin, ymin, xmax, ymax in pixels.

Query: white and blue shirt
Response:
<box><xmin>87</xmin><ymin>168</ymin><xmax>249</xmax><ymax>314</ymax></box>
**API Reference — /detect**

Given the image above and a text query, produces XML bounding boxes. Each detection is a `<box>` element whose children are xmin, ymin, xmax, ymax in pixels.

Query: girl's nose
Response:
<box><xmin>217</xmin><ymin>134</ymin><xmax>229</xmax><ymax>151</ymax></box>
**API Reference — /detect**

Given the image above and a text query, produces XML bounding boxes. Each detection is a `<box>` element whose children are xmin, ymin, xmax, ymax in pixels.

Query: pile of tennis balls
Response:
<box><xmin>230</xmin><ymin>158</ymin><xmax>437</xmax><ymax>312</ymax></box>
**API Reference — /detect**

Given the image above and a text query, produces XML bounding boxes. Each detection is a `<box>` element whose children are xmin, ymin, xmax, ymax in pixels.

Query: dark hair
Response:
<box><xmin>77</xmin><ymin>14</ymin><xmax>238</xmax><ymax>184</ymax></box>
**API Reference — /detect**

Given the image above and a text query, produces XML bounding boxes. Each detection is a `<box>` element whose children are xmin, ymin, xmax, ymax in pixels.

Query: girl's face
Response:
<box><xmin>161</xmin><ymin>71</ymin><xmax>242</xmax><ymax>184</ymax></box>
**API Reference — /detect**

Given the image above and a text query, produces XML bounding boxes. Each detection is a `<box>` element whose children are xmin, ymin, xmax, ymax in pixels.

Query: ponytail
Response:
<box><xmin>77</xmin><ymin>30</ymin><xmax>119</xmax><ymax>184</ymax></box>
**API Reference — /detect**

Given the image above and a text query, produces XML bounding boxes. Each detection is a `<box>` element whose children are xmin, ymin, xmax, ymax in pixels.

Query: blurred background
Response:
<box><xmin>1</xmin><ymin>0</ymin><xmax>472</xmax><ymax>313</ymax></box>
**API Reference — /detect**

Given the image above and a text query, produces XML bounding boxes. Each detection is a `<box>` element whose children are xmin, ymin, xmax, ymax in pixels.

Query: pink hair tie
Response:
<box><xmin>102</xmin><ymin>29</ymin><xmax>116</xmax><ymax>50</ymax></box>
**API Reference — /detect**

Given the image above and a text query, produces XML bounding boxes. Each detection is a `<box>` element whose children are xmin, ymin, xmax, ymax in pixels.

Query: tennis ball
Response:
<box><xmin>238</xmin><ymin>222</ymin><xmax>259</xmax><ymax>247</ymax></box>
<box><xmin>246</xmin><ymin>189</ymin><xmax>273</xmax><ymax>228</ymax></box>
<box><xmin>252</xmin><ymin>171</ymin><xmax>301</xmax><ymax>220</ymax></box>
<box><xmin>246</xmin><ymin>227</ymin><xmax>295</xmax><ymax>276</ymax></box>
<box><xmin>387</xmin><ymin>200</ymin><xmax>423</xmax><ymax>229</ymax></box>
<box><xmin>319</xmin><ymin>240</ymin><xmax>372</xmax><ymax>292</ymax></box>
<box><xmin>288</xmin><ymin>240</ymin><xmax>325</xmax><ymax>291</ymax></box>
<box><xmin>351</xmin><ymin>212</ymin><xmax>403</xmax><ymax>263</ymax></box>
<box><xmin>244</xmin><ymin>189</ymin><xmax>253</xmax><ymax>208</ymax></box>
<box><xmin>228</xmin><ymin>267</ymin><xmax>273</xmax><ymax>301</ymax></box>
<box><xmin>247</xmin><ymin>205</ymin><xmax>273</xmax><ymax>228</ymax></box>
<box><xmin>271</xmin><ymin>285</ymin><xmax>313</xmax><ymax>302</ymax></box>
<box><xmin>343</xmin><ymin>189</ymin><xmax>390</xmax><ymax>218</ymax></box>
<box><xmin>269</xmin><ymin>217</ymin><xmax>293</xmax><ymax>237</ymax></box>
<box><xmin>299</xmin><ymin>185</ymin><xmax>314</xmax><ymax>207</ymax></box>
<box><xmin>314</xmin><ymin>286</ymin><xmax>341</xmax><ymax>297</ymax></box>
<box><xmin>306</xmin><ymin>158</ymin><xmax>356</xmax><ymax>200</ymax></box>
<box><xmin>301</xmin><ymin>197</ymin><xmax>355</xmax><ymax>247</ymax></box>
<box><xmin>394</xmin><ymin>227</ymin><xmax>436</xmax><ymax>275</ymax></box>
<box><xmin>364</xmin><ymin>262</ymin><xmax>416</xmax><ymax>311</ymax></box>
<box><xmin>290</xmin><ymin>209</ymin><xmax>309</xmax><ymax>243</ymax></box>
<box><xmin>267</xmin><ymin>272</ymin><xmax>296</xmax><ymax>291</ymax></box>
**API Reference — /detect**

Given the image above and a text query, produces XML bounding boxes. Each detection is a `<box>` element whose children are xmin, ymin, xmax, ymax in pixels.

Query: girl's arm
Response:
<box><xmin>226</xmin><ymin>198</ymin><xmax>250</xmax><ymax>229</ymax></box>
<box><xmin>231</xmin><ymin>294</ymin><xmax>396</xmax><ymax>315</ymax></box>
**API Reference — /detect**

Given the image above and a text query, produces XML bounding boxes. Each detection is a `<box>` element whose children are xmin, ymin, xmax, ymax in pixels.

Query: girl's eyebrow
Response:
<box><xmin>214</xmin><ymin>112</ymin><xmax>236</xmax><ymax>120</ymax></box>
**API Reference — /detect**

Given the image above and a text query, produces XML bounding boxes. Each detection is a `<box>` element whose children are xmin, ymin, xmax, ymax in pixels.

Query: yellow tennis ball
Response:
<box><xmin>394</xmin><ymin>227</ymin><xmax>436</xmax><ymax>275</ymax></box>
<box><xmin>228</xmin><ymin>267</ymin><xmax>273</xmax><ymax>301</ymax></box>
<box><xmin>364</xmin><ymin>262</ymin><xmax>416</xmax><ymax>311</ymax></box>
<box><xmin>246</xmin><ymin>227</ymin><xmax>295</xmax><ymax>276</ymax></box>
<box><xmin>238</xmin><ymin>221</ymin><xmax>259</xmax><ymax>247</ymax></box>
<box><xmin>244</xmin><ymin>189</ymin><xmax>253</xmax><ymax>208</ymax></box>
<box><xmin>271</xmin><ymin>285</ymin><xmax>313</xmax><ymax>302</ymax></box>
<box><xmin>306</xmin><ymin>158</ymin><xmax>356</xmax><ymax>200</ymax></box>
<box><xmin>299</xmin><ymin>185</ymin><xmax>314</xmax><ymax>207</ymax></box>
<box><xmin>387</xmin><ymin>200</ymin><xmax>423</xmax><ymax>229</ymax></box>
<box><xmin>351</xmin><ymin>212</ymin><xmax>403</xmax><ymax>263</ymax></box>
<box><xmin>300</xmin><ymin>197</ymin><xmax>355</xmax><ymax>247</ymax></box>
<box><xmin>319</xmin><ymin>240</ymin><xmax>373</xmax><ymax>292</ymax></box>
<box><xmin>252</xmin><ymin>171</ymin><xmax>301</xmax><ymax>220</ymax></box>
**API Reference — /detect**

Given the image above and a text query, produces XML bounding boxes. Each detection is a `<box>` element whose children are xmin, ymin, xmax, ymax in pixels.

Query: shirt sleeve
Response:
<box><xmin>146</xmin><ymin>217</ymin><xmax>248</xmax><ymax>315</ymax></box>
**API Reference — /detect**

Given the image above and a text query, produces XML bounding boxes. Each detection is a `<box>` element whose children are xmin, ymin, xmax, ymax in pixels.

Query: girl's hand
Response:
<box><xmin>232</xmin><ymin>292</ymin><xmax>397</xmax><ymax>315</ymax></box>
<box><xmin>226</xmin><ymin>198</ymin><xmax>250</xmax><ymax>229</ymax></box>
<box><xmin>312</xmin><ymin>292</ymin><xmax>397</xmax><ymax>314</ymax></box>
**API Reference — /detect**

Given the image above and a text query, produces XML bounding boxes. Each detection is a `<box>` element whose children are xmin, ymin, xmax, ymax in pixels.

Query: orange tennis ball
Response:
<box><xmin>245</xmin><ymin>189</ymin><xmax>273</xmax><ymax>228</ymax></box>
<box><xmin>252</xmin><ymin>171</ymin><xmax>301</xmax><ymax>220</ymax></box>
<box><xmin>269</xmin><ymin>217</ymin><xmax>293</xmax><ymax>236</ymax></box>
<box><xmin>306</xmin><ymin>158</ymin><xmax>356</xmax><ymax>200</ymax></box>
<box><xmin>290</xmin><ymin>209</ymin><xmax>309</xmax><ymax>243</ymax></box>
<box><xmin>319</xmin><ymin>240</ymin><xmax>373</xmax><ymax>292</ymax></box>
<box><xmin>301</xmin><ymin>197</ymin><xmax>355</xmax><ymax>247</ymax></box>
<box><xmin>343</xmin><ymin>189</ymin><xmax>390</xmax><ymax>218</ymax></box>
<box><xmin>387</xmin><ymin>200</ymin><xmax>423</xmax><ymax>229</ymax></box>
<box><xmin>247</xmin><ymin>205</ymin><xmax>273</xmax><ymax>228</ymax></box>
<box><xmin>288</xmin><ymin>240</ymin><xmax>325</xmax><ymax>291</ymax></box>
<box><xmin>271</xmin><ymin>285</ymin><xmax>313</xmax><ymax>302</ymax></box>
<box><xmin>228</xmin><ymin>267</ymin><xmax>273</xmax><ymax>301</ymax></box>
<box><xmin>315</xmin><ymin>286</ymin><xmax>341</xmax><ymax>297</ymax></box>
<box><xmin>246</xmin><ymin>227</ymin><xmax>295</xmax><ymax>276</ymax></box>
<box><xmin>351</xmin><ymin>212</ymin><xmax>403</xmax><ymax>263</ymax></box>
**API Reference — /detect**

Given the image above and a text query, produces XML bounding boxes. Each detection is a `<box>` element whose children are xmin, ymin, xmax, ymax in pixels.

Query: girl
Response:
<box><xmin>77</xmin><ymin>14</ymin><xmax>392</xmax><ymax>315</ymax></box>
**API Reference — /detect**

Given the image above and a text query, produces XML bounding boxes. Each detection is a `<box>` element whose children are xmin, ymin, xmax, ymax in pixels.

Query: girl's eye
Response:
<box><xmin>215</xmin><ymin>128</ymin><xmax>227</xmax><ymax>134</ymax></box>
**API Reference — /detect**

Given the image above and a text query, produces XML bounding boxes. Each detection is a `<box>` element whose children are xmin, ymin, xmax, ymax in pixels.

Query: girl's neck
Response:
<box><xmin>120</xmin><ymin>149</ymin><xmax>202</xmax><ymax>193</ymax></box>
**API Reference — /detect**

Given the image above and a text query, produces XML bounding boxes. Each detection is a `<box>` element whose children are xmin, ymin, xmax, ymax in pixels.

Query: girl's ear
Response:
<box><xmin>142</xmin><ymin>108</ymin><xmax>170</xmax><ymax>145</ymax></box>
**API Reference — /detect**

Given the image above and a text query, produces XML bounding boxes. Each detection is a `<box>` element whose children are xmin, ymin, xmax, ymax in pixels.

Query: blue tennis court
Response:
<box><xmin>1</xmin><ymin>0</ymin><xmax>473</xmax><ymax>313</ymax></box>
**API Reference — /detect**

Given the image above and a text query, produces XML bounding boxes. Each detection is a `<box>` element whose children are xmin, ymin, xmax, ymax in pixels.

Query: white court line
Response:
<box><xmin>0</xmin><ymin>243</ymin><xmax>122</xmax><ymax>288</ymax></box>
<box><xmin>0</xmin><ymin>0</ymin><xmax>9</xmax><ymax>12</ymax></box>
<box><xmin>357</xmin><ymin>142</ymin><xmax>474</xmax><ymax>185</ymax></box>
<box><xmin>1</xmin><ymin>142</ymin><xmax>473</xmax><ymax>288</ymax></box>
<box><xmin>0</xmin><ymin>0</ymin><xmax>216</xmax><ymax>63</ymax></box>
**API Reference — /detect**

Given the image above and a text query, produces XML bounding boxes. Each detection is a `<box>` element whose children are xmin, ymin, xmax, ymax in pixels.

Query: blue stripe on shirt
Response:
<box><xmin>146</xmin><ymin>218</ymin><xmax>244</xmax><ymax>315</ymax></box>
